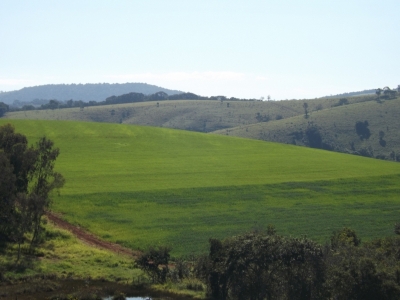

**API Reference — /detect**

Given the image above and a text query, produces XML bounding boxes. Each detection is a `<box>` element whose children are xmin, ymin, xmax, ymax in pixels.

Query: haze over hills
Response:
<box><xmin>322</xmin><ymin>89</ymin><xmax>376</xmax><ymax>98</ymax></box>
<box><xmin>0</xmin><ymin>83</ymin><xmax>183</xmax><ymax>105</ymax></box>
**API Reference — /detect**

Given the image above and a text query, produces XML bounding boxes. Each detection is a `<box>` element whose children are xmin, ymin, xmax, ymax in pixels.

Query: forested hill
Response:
<box><xmin>0</xmin><ymin>83</ymin><xmax>183</xmax><ymax>104</ymax></box>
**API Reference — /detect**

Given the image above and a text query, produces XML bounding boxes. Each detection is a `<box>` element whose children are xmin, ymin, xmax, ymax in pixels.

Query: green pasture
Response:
<box><xmin>1</xmin><ymin>119</ymin><xmax>400</xmax><ymax>255</ymax></box>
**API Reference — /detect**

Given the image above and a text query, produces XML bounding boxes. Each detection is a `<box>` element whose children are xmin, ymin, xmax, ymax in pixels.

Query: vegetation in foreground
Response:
<box><xmin>192</xmin><ymin>226</ymin><xmax>400</xmax><ymax>300</ymax></box>
<box><xmin>0</xmin><ymin>123</ymin><xmax>65</xmax><ymax>261</ymax></box>
<box><xmin>0</xmin><ymin>221</ymin><xmax>198</xmax><ymax>300</ymax></box>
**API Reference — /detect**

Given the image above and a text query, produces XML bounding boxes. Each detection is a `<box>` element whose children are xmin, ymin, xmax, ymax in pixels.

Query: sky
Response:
<box><xmin>1</xmin><ymin>0</ymin><xmax>399</xmax><ymax>100</ymax></box>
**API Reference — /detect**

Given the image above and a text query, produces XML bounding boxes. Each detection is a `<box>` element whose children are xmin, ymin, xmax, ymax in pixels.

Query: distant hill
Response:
<box><xmin>0</xmin><ymin>83</ymin><xmax>183</xmax><ymax>105</ymax></box>
<box><xmin>323</xmin><ymin>89</ymin><xmax>376</xmax><ymax>98</ymax></box>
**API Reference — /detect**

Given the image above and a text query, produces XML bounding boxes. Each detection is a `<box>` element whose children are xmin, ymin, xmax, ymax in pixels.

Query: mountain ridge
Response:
<box><xmin>0</xmin><ymin>83</ymin><xmax>183</xmax><ymax>104</ymax></box>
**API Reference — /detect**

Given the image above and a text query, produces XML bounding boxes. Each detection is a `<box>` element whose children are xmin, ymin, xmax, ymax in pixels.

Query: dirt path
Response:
<box><xmin>46</xmin><ymin>211</ymin><xmax>139</xmax><ymax>258</ymax></box>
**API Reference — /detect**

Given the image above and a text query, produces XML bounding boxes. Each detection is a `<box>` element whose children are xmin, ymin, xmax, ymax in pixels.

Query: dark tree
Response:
<box><xmin>148</xmin><ymin>91</ymin><xmax>168</xmax><ymax>101</ymax></box>
<box><xmin>28</xmin><ymin>137</ymin><xmax>65</xmax><ymax>246</ymax></box>
<box><xmin>376</xmin><ymin>88</ymin><xmax>382</xmax><ymax>98</ymax></box>
<box><xmin>355</xmin><ymin>121</ymin><xmax>371</xmax><ymax>140</ymax></box>
<box><xmin>305</xmin><ymin>126</ymin><xmax>323</xmax><ymax>149</ymax></box>
<box><xmin>0</xmin><ymin>151</ymin><xmax>16</xmax><ymax>241</ymax></box>
<box><xmin>395</xmin><ymin>223</ymin><xmax>400</xmax><ymax>235</ymax></box>
<box><xmin>382</xmin><ymin>86</ymin><xmax>397</xmax><ymax>99</ymax></box>
<box><xmin>0</xmin><ymin>124</ymin><xmax>64</xmax><ymax>255</ymax></box>
<box><xmin>379</xmin><ymin>130</ymin><xmax>386</xmax><ymax>147</ymax></box>
<box><xmin>135</xmin><ymin>246</ymin><xmax>171</xmax><ymax>283</ymax></box>
<box><xmin>0</xmin><ymin>102</ymin><xmax>9</xmax><ymax>117</ymax></box>
<box><xmin>41</xmin><ymin>99</ymin><xmax>60</xmax><ymax>110</ymax></box>
<box><xmin>303</xmin><ymin>102</ymin><xmax>309</xmax><ymax>118</ymax></box>
<box><xmin>205</xmin><ymin>232</ymin><xmax>325</xmax><ymax>300</ymax></box>
<box><xmin>330</xmin><ymin>227</ymin><xmax>361</xmax><ymax>250</ymax></box>
<box><xmin>334</xmin><ymin>98</ymin><xmax>349</xmax><ymax>107</ymax></box>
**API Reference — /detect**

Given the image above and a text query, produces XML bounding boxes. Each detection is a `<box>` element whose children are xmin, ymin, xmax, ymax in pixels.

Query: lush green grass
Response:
<box><xmin>1</xmin><ymin>119</ymin><xmax>400</xmax><ymax>255</ymax></box>
<box><xmin>56</xmin><ymin>176</ymin><xmax>400</xmax><ymax>255</ymax></box>
<box><xmin>0</xmin><ymin>222</ymin><xmax>140</xmax><ymax>281</ymax></box>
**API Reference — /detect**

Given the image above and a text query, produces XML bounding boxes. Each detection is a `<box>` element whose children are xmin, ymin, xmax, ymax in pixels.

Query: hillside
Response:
<box><xmin>213</xmin><ymin>96</ymin><xmax>400</xmax><ymax>162</ymax></box>
<box><xmin>1</xmin><ymin>119</ymin><xmax>400</xmax><ymax>255</ymax></box>
<box><xmin>0</xmin><ymin>83</ymin><xmax>183</xmax><ymax>105</ymax></box>
<box><xmin>6</xmin><ymin>93</ymin><xmax>400</xmax><ymax>161</ymax></box>
<box><xmin>4</xmin><ymin>94</ymin><xmax>372</xmax><ymax>131</ymax></box>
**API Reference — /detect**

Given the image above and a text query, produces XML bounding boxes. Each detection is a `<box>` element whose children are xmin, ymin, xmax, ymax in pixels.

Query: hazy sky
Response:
<box><xmin>1</xmin><ymin>1</ymin><xmax>399</xmax><ymax>99</ymax></box>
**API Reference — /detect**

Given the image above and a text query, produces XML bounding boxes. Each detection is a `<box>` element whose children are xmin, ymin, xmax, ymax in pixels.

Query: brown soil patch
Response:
<box><xmin>45</xmin><ymin>211</ymin><xmax>140</xmax><ymax>258</ymax></box>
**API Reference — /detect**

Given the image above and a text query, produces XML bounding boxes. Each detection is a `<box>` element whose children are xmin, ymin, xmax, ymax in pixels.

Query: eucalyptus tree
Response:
<box><xmin>0</xmin><ymin>124</ymin><xmax>64</xmax><ymax>256</ymax></box>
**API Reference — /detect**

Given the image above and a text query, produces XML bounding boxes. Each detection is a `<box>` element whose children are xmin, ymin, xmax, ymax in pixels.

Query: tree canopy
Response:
<box><xmin>0</xmin><ymin>124</ymin><xmax>64</xmax><ymax>258</ymax></box>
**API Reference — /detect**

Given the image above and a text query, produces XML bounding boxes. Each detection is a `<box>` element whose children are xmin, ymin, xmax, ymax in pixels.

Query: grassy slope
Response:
<box><xmin>5</xmin><ymin>100</ymin><xmax>301</xmax><ymax>131</ymax></box>
<box><xmin>1</xmin><ymin>119</ymin><xmax>400</xmax><ymax>255</ymax></box>
<box><xmin>214</xmin><ymin>97</ymin><xmax>400</xmax><ymax>160</ymax></box>
<box><xmin>6</xmin><ymin>96</ymin><xmax>373</xmax><ymax>132</ymax></box>
<box><xmin>4</xmin><ymin>96</ymin><xmax>371</xmax><ymax>132</ymax></box>
<box><xmin>0</xmin><ymin>222</ymin><xmax>139</xmax><ymax>281</ymax></box>
<box><xmin>7</xmin><ymin>94</ymin><xmax>397</xmax><ymax>159</ymax></box>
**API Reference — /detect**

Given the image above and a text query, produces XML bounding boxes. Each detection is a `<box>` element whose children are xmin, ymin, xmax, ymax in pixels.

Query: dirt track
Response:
<box><xmin>46</xmin><ymin>211</ymin><xmax>139</xmax><ymax>258</ymax></box>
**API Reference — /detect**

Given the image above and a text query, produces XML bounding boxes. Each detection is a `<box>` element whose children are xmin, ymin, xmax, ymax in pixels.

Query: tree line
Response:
<box><xmin>137</xmin><ymin>225</ymin><xmax>400</xmax><ymax>300</ymax></box>
<box><xmin>0</xmin><ymin>124</ymin><xmax>64</xmax><ymax>260</ymax></box>
<box><xmin>376</xmin><ymin>86</ymin><xmax>400</xmax><ymax>101</ymax></box>
<box><xmin>4</xmin><ymin>91</ymin><xmax>260</xmax><ymax>113</ymax></box>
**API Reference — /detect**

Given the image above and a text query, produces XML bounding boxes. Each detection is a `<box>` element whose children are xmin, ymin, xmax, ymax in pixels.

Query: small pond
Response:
<box><xmin>104</xmin><ymin>297</ymin><xmax>165</xmax><ymax>300</ymax></box>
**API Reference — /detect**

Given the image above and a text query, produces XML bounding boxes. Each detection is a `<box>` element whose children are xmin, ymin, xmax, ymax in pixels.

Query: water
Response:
<box><xmin>104</xmin><ymin>297</ymin><xmax>152</xmax><ymax>300</ymax></box>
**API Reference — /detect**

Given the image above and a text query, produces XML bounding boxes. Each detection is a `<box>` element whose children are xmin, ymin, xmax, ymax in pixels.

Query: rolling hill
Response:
<box><xmin>1</xmin><ymin>119</ymin><xmax>400</xmax><ymax>255</ymax></box>
<box><xmin>214</xmin><ymin>96</ymin><xmax>400</xmax><ymax>162</ymax></box>
<box><xmin>5</xmin><ymin>93</ymin><xmax>399</xmax><ymax>162</ymax></box>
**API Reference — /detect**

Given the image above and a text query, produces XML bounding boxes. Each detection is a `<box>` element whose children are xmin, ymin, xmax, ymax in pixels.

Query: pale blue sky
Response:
<box><xmin>1</xmin><ymin>1</ymin><xmax>399</xmax><ymax>99</ymax></box>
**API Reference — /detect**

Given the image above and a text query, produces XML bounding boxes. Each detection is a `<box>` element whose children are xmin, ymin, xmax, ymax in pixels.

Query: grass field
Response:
<box><xmin>1</xmin><ymin>119</ymin><xmax>400</xmax><ymax>255</ymax></box>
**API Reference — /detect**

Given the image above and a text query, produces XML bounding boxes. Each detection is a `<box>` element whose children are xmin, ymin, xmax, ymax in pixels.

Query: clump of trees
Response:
<box><xmin>7</xmin><ymin>90</ymin><xmax>266</xmax><ymax>113</ymax></box>
<box><xmin>333</xmin><ymin>98</ymin><xmax>349</xmax><ymax>107</ymax></box>
<box><xmin>376</xmin><ymin>86</ymin><xmax>398</xmax><ymax>101</ymax></box>
<box><xmin>135</xmin><ymin>246</ymin><xmax>171</xmax><ymax>284</ymax></box>
<box><xmin>0</xmin><ymin>124</ymin><xmax>64</xmax><ymax>260</ymax></box>
<box><xmin>304</xmin><ymin>125</ymin><xmax>333</xmax><ymax>151</ymax></box>
<box><xmin>203</xmin><ymin>232</ymin><xmax>325</xmax><ymax>300</ymax></box>
<box><xmin>355</xmin><ymin>120</ymin><xmax>371</xmax><ymax>140</ymax></box>
<box><xmin>305</xmin><ymin>125</ymin><xmax>323</xmax><ymax>149</ymax></box>
<box><xmin>255</xmin><ymin>112</ymin><xmax>270</xmax><ymax>122</ymax></box>
<box><xmin>136</xmin><ymin>225</ymin><xmax>400</xmax><ymax>299</ymax></box>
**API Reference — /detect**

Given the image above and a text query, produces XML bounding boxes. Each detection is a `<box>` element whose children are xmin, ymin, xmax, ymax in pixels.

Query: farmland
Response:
<box><xmin>1</xmin><ymin>119</ymin><xmax>400</xmax><ymax>255</ymax></box>
<box><xmin>6</xmin><ymin>93</ymin><xmax>400</xmax><ymax>162</ymax></box>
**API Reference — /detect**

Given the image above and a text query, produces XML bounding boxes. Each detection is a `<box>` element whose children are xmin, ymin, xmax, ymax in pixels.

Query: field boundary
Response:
<box><xmin>46</xmin><ymin>211</ymin><xmax>139</xmax><ymax>258</ymax></box>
